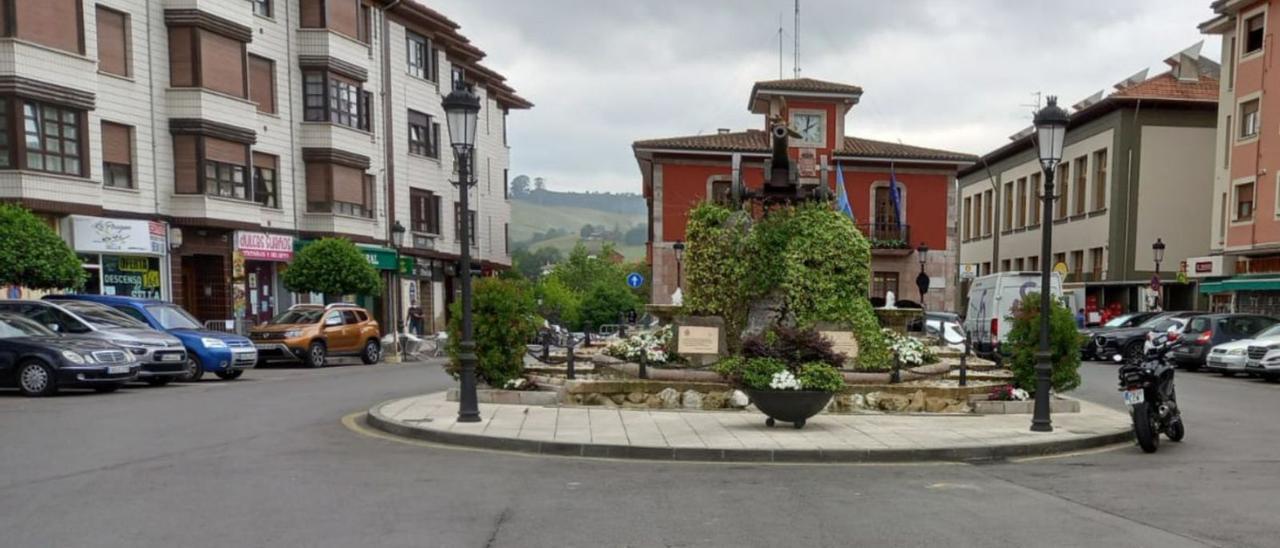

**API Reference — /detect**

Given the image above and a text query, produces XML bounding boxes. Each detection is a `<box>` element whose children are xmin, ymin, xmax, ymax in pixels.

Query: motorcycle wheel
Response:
<box><xmin>1166</xmin><ymin>416</ymin><xmax>1186</xmax><ymax>442</ymax></box>
<box><xmin>1133</xmin><ymin>403</ymin><xmax>1160</xmax><ymax>453</ymax></box>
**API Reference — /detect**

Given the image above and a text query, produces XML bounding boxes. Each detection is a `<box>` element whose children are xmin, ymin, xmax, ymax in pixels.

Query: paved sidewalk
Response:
<box><xmin>366</xmin><ymin>392</ymin><xmax>1134</xmax><ymax>463</ymax></box>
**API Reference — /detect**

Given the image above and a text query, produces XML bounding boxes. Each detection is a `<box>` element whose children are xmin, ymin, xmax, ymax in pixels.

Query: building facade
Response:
<box><xmin>957</xmin><ymin>46</ymin><xmax>1218</xmax><ymax>317</ymax></box>
<box><xmin>1197</xmin><ymin>1</ymin><xmax>1280</xmax><ymax>314</ymax></box>
<box><xmin>634</xmin><ymin>78</ymin><xmax>975</xmax><ymax>311</ymax></box>
<box><xmin>0</xmin><ymin>0</ymin><xmax>529</xmax><ymax>335</ymax></box>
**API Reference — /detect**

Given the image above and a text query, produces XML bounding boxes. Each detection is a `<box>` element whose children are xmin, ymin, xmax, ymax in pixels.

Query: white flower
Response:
<box><xmin>769</xmin><ymin>370</ymin><xmax>802</xmax><ymax>390</ymax></box>
<box><xmin>1011</xmin><ymin>388</ymin><xmax>1030</xmax><ymax>401</ymax></box>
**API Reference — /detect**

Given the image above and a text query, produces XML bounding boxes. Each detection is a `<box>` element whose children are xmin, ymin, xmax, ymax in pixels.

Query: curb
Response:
<box><xmin>365</xmin><ymin>400</ymin><xmax>1135</xmax><ymax>464</ymax></box>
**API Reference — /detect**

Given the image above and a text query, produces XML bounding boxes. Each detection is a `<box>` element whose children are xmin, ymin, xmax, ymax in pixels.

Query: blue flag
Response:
<box><xmin>834</xmin><ymin>162</ymin><xmax>855</xmax><ymax>222</ymax></box>
<box><xmin>889</xmin><ymin>162</ymin><xmax>904</xmax><ymax>232</ymax></box>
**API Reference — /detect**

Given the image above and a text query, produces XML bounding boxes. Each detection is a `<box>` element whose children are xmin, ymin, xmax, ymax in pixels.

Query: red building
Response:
<box><xmin>633</xmin><ymin>78</ymin><xmax>975</xmax><ymax>310</ymax></box>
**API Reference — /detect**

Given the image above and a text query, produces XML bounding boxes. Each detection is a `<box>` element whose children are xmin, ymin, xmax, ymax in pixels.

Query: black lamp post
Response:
<box><xmin>672</xmin><ymin>241</ymin><xmax>686</xmax><ymax>290</ymax></box>
<box><xmin>915</xmin><ymin>241</ymin><xmax>930</xmax><ymax>307</ymax></box>
<box><xmin>444</xmin><ymin>84</ymin><xmax>482</xmax><ymax>423</ymax></box>
<box><xmin>1031</xmin><ymin>96</ymin><xmax>1069</xmax><ymax>433</ymax></box>
<box><xmin>1152</xmin><ymin>238</ymin><xmax>1166</xmax><ymax>310</ymax></box>
<box><xmin>391</xmin><ymin>220</ymin><xmax>407</xmax><ymax>360</ymax></box>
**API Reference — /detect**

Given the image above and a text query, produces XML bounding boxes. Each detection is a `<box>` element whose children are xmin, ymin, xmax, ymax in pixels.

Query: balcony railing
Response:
<box><xmin>857</xmin><ymin>223</ymin><xmax>911</xmax><ymax>249</ymax></box>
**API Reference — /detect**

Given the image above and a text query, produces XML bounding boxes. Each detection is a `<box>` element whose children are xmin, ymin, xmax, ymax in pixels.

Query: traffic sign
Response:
<box><xmin>626</xmin><ymin>272</ymin><xmax>644</xmax><ymax>289</ymax></box>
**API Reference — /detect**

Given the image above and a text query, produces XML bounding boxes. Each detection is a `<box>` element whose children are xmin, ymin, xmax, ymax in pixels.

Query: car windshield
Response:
<box><xmin>271</xmin><ymin>309</ymin><xmax>323</xmax><ymax>324</ymax></box>
<box><xmin>145</xmin><ymin>305</ymin><xmax>202</xmax><ymax>330</ymax></box>
<box><xmin>59</xmin><ymin>302</ymin><xmax>148</xmax><ymax>329</ymax></box>
<box><xmin>1256</xmin><ymin>324</ymin><xmax>1280</xmax><ymax>339</ymax></box>
<box><xmin>1139</xmin><ymin>314</ymin><xmax>1175</xmax><ymax>328</ymax></box>
<box><xmin>1103</xmin><ymin>314</ymin><xmax>1141</xmax><ymax>328</ymax></box>
<box><xmin>0</xmin><ymin>316</ymin><xmax>56</xmax><ymax>338</ymax></box>
<box><xmin>1145</xmin><ymin>318</ymin><xmax>1183</xmax><ymax>332</ymax></box>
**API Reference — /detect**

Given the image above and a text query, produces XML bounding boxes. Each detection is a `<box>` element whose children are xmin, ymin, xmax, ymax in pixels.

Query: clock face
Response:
<box><xmin>793</xmin><ymin>113</ymin><xmax>823</xmax><ymax>143</ymax></box>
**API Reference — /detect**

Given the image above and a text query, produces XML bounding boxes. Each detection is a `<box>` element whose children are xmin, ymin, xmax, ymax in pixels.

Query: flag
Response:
<box><xmin>889</xmin><ymin>162</ymin><xmax>905</xmax><ymax>234</ymax></box>
<box><xmin>834</xmin><ymin>161</ymin><xmax>855</xmax><ymax>222</ymax></box>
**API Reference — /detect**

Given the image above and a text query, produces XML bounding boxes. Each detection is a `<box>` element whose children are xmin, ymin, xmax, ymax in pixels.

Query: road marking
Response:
<box><xmin>1007</xmin><ymin>442</ymin><xmax>1131</xmax><ymax>463</ymax></box>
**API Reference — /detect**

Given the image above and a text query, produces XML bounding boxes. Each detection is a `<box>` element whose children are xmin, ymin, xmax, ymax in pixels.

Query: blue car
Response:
<box><xmin>44</xmin><ymin>295</ymin><xmax>257</xmax><ymax>381</ymax></box>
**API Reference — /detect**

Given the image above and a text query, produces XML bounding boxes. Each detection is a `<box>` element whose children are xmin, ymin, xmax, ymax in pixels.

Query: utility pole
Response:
<box><xmin>793</xmin><ymin>0</ymin><xmax>800</xmax><ymax>78</ymax></box>
<box><xmin>778</xmin><ymin>14</ymin><xmax>784</xmax><ymax>79</ymax></box>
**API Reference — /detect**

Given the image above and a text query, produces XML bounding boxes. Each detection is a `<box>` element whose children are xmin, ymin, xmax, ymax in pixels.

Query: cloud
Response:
<box><xmin>429</xmin><ymin>0</ymin><xmax>1221</xmax><ymax>193</ymax></box>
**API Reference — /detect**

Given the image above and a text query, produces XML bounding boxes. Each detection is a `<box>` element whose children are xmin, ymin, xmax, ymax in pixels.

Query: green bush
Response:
<box><xmin>684</xmin><ymin>203</ymin><xmax>753</xmax><ymax>350</ymax></box>
<box><xmin>0</xmin><ymin>203</ymin><xmax>85</xmax><ymax>290</ymax></box>
<box><xmin>740</xmin><ymin>326</ymin><xmax>846</xmax><ymax>369</ymax></box>
<box><xmin>446</xmin><ymin>277</ymin><xmax>538</xmax><ymax>387</ymax></box>
<box><xmin>535</xmin><ymin>276</ymin><xmax>581</xmax><ymax>329</ymax></box>
<box><xmin>797</xmin><ymin>362</ymin><xmax>846</xmax><ymax>392</ymax></box>
<box><xmin>1004</xmin><ymin>292</ymin><xmax>1083</xmax><ymax>394</ymax></box>
<box><xmin>578</xmin><ymin>282</ymin><xmax>639</xmax><ymax>331</ymax></box>
<box><xmin>712</xmin><ymin>357</ymin><xmax>788</xmax><ymax>391</ymax></box>
<box><xmin>283</xmin><ymin>238</ymin><xmax>381</xmax><ymax>299</ymax></box>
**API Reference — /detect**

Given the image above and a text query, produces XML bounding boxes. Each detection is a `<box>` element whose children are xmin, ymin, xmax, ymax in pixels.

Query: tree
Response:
<box><xmin>510</xmin><ymin>174</ymin><xmax>530</xmax><ymax>198</ymax></box>
<box><xmin>0</xmin><ymin>203</ymin><xmax>85</xmax><ymax>290</ymax></box>
<box><xmin>533</xmin><ymin>177</ymin><xmax>546</xmax><ymax>191</ymax></box>
<box><xmin>579</xmin><ymin>224</ymin><xmax>594</xmax><ymax>239</ymax></box>
<box><xmin>578</xmin><ymin>282</ymin><xmax>640</xmax><ymax>331</ymax></box>
<box><xmin>548</xmin><ymin>243</ymin><xmax>624</xmax><ymax>294</ymax></box>
<box><xmin>446</xmin><ymin>277</ymin><xmax>537</xmax><ymax>387</ymax></box>
<box><xmin>535</xmin><ymin>276</ymin><xmax>581</xmax><ymax>329</ymax></box>
<box><xmin>282</xmin><ymin>238</ymin><xmax>381</xmax><ymax>301</ymax></box>
<box><xmin>623</xmin><ymin>225</ymin><xmax>647</xmax><ymax>246</ymax></box>
<box><xmin>1004</xmin><ymin>293</ymin><xmax>1083</xmax><ymax>394</ymax></box>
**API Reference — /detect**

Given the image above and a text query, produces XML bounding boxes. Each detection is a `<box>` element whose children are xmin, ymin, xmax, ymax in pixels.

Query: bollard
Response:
<box><xmin>566</xmin><ymin>337</ymin><xmax>576</xmax><ymax>380</ymax></box>
<box><xmin>584</xmin><ymin>322</ymin><xmax>593</xmax><ymax>346</ymax></box>
<box><xmin>891</xmin><ymin>352</ymin><xmax>901</xmax><ymax>384</ymax></box>
<box><xmin>959</xmin><ymin>335</ymin><xmax>969</xmax><ymax>387</ymax></box>
<box><xmin>638</xmin><ymin>357</ymin><xmax>648</xmax><ymax>380</ymax></box>
<box><xmin>541</xmin><ymin>331</ymin><xmax>551</xmax><ymax>362</ymax></box>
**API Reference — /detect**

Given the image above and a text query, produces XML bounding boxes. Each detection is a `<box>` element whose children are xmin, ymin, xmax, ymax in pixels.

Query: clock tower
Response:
<box><xmin>747</xmin><ymin>77</ymin><xmax>863</xmax><ymax>177</ymax></box>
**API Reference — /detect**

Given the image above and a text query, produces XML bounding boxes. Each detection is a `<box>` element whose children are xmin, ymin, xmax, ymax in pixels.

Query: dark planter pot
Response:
<box><xmin>744</xmin><ymin>389</ymin><xmax>835</xmax><ymax>429</ymax></box>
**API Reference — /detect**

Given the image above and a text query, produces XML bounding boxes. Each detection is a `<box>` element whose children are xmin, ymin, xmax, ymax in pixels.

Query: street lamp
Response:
<box><xmin>672</xmin><ymin>241</ymin><xmax>686</xmax><ymax>290</ymax></box>
<box><xmin>1152</xmin><ymin>238</ymin><xmax>1166</xmax><ymax>311</ymax></box>
<box><xmin>915</xmin><ymin>241</ymin><xmax>929</xmax><ymax>306</ymax></box>
<box><xmin>443</xmin><ymin>83</ymin><xmax>482</xmax><ymax>423</ymax></box>
<box><xmin>1031</xmin><ymin>96</ymin><xmax>1069</xmax><ymax>433</ymax></box>
<box><xmin>391</xmin><ymin>220</ymin><xmax>406</xmax><ymax>248</ymax></box>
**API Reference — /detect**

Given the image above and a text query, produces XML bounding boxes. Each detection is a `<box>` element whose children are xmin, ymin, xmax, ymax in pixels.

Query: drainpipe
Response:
<box><xmin>1123</xmin><ymin>99</ymin><xmax>1142</xmax><ymax>309</ymax></box>
<box><xmin>380</xmin><ymin>2</ymin><xmax>403</xmax><ymax>358</ymax></box>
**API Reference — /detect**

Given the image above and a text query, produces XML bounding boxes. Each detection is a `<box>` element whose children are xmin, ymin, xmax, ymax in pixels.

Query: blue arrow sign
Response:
<box><xmin>626</xmin><ymin>272</ymin><xmax>644</xmax><ymax>289</ymax></box>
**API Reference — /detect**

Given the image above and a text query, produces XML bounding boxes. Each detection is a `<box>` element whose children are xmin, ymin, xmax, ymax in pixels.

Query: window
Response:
<box><xmin>1073</xmin><ymin>156</ymin><xmax>1087</xmax><ymax>215</ymax></box>
<box><xmin>711</xmin><ymin>180</ymin><xmax>732</xmax><ymax>206</ymax></box>
<box><xmin>1055</xmin><ymin>162</ymin><xmax>1069</xmax><ymax>218</ymax></box>
<box><xmin>505</xmin><ymin>223</ymin><xmax>510</xmax><ymax>254</ymax></box>
<box><xmin>1053</xmin><ymin>252</ymin><xmax>1066</xmax><ymax>271</ymax></box>
<box><xmin>407</xmin><ymin>32</ymin><xmax>434</xmax><ymax>80</ymax></box>
<box><xmin>451</xmin><ymin>65</ymin><xmax>466</xmax><ymax>91</ymax></box>
<box><xmin>871</xmin><ymin>272</ymin><xmax>899</xmax><ymax>300</ymax></box>
<box><xmin>1228</xmin><ymin>36</ymin><xmax>1237</xmax><ymax>91</ymax></box>
<box><xmin>167</xmin><ymin>27</ymin><xmax>247</xmax><ymax>98</ymax></box>
<box><xmin>970</xmin><ymin>193</ymin><xmax>981</xmax><ymax>239</ymax></box>
<box><xmin>981</xmin><ymin>262</ymin><xmax>991</xmax><ymax>276</ymax></box>
<box><xmin>1000</xmin><ymin>259</ymin><xmax>1010</xmax><ymax>273</ymax></box>
<box><xmin>1002</xmin><ymin>181</ymin><xmax>1013</xmax><ymax>231</ymax></box>
<box><xmin>1029</xmin><ymin>173</ymin><xmax>1042</xmax><ymax>227</ymax></box>
<box><xmin>452</xmin><ymin>151</ymin><xmax>477</xmax><ymax>180</ymax></box>
<box><xmin>6</xmin><ymin>0</ymin><xmax>84</xmax><ymax>54</ymax></box>
<box><xmin>1224</xmin><ymin>115</ymin><xmax>1233</xmax><ymax>168</ymax></box>
<box><xmin>251</xmin><ymin>0</ymin><xmax>272</xmax><ymax>17</ymax></box>
<box><xmin>454</xmin><ymin>201</ymin><xmax>477</xmax><ymax>246</ymax></box>
<box><xmin>253</xmin><ymin>152</ymin><xmax>278</xmax><ymax>208</ymax></box>
<box><xmin>303</xmin><ymin>72</ymin><xmax>371</xmax><ymax>131</ymax></box>
<box><xmin>1071</xmin><ymin>250</ymin><xmax>1084</xmax><ymax>277</ymax></box>
<box><xmin>358</xmin><ymin>4</ymin><xmax>372</xmax><ymax>44</ymax></box>
<box><xmin>408</xmin><ymin>110</ymin><xmax>435</xmax><ymax>156</ymax></box>
<box><xmin>249</xmin><ymin>55</ymin><xmax>276</xmax><ymax>114</ymax></box>
<box><xmin>1246</xmin><ymin>13</ymin><xmax>1265</xmax><ymax>55</ymax></box>
<box><xmin>1240</xmin><ymin>99</ymin><xmax>1260</xmax><ymax>140</ymax></box>
<box><xmin>101</xmin><ymin>122</ymin><xmax>132</xmax><ymax>189</ymax></box>
<box><xmin>962</xmin><ymin>196</ymin><xmax>972</xmax><ymax>240</ymax></box>
<box><xmin>1093</xmin><ymin>149</ymin><xmax>1107</xmax><ymax>210</ymax></box>
<box><xmin>504</xmin><ymin>169</ymin><xmax>509</xmax><ymax>200</ymax></box>
<box><xmin>1014</xmin><ymin>258</ymin><xmax>1025</xmax><ymax>271</ymax></box>
<box><xmin>1236</xmin><ymin>181</ymin><xmax>1255</xmax><ymax>221</ymax></box>
<box><xmin>96</xmin><ymin>6</ymin><xmax>130</xmax><ymax>77</ymax></box>
<box><xmin>983</xmin><ymin>189</ymin><xmax>993</xmax><ymax>236</ymax></box>
<box><xmin>23</xmin><ymin>102</ymin><xmax>83</xmax><ymax>176</ymax></box>
<box><xmin>205</xmin><ymin>160</ymin><xmax>247</xmax><ymax>200</ymax></box>
<box><xmin>1016</xmin><ymin>177</ymin><xmax>1027</xmax><ymax>228</ymax></box>
<box><xmin>306</xmin><ymin>162</ymin><xmax>374</xmax><ymax>217</ymax></box>
<box><xmin>1028</xmin><ymin>256</ymin><xmax>1039</xmax><ymax>271</ymax></box>
<box><xmin>1090</xmin><ymin>247</ymin><xmax>1104</xmax><ymax>279</ymax></box>
<box><xmin>410</xmin><ymin>189</ymin><xmax>441</xmax><ymax>234</ymax></box>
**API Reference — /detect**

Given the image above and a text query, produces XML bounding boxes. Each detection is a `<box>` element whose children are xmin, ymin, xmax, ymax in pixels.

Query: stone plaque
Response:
<box><xmin>820</xmin><ymin>331</ymin><xmax>860</xmax><ymax>360</ymax></box>
<box><xmin>678</xmin><ymin>326</ymin><xmax>720</xmax><ymax>354</ymax></box>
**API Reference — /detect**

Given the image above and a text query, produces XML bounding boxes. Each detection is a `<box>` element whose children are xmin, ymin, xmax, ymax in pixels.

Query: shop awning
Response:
<box><xmin>293</xmin><ymin>240</ymin><xmax>401</xmax><ymax>271</ymax></box>
<box><xmin>1199</xmin><ymin>275</ymin><xmax>1280</xmax><ymax>294</ymax></box>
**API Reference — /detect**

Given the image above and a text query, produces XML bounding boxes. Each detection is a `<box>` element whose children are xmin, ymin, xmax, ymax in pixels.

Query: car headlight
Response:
<box><xmin>202</xmin><ymin>337</ymin><xmax>228</xmax><ymax>349</ymax></box>
<box><xmin>122</xmin><ymin>345</ymin><xmax>147</xmax><ymax>355</ymax></box>
<box><xmin>284</xmin><ymin>329</ymin><xmax>303</xmax><ymax>338</ymax></box>
<box><xmin>1228</xmin><ymin>348</ymin><xmax>1246</xmax><ymax>356</ymax></box>
<box><xmin>61</xmin><ymin>350</ymin><xmax>86</xmax><ymax>364</ymax></box>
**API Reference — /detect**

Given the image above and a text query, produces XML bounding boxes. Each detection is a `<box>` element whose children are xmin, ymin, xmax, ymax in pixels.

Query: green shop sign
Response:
<box><xmin>293</xmin><ymin>240</ymin><xmax>401</xmax><ymax>271</ymax></box>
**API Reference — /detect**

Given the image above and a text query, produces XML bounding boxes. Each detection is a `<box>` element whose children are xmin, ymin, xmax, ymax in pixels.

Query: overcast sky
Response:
<box><xmin>428</xmin><ymin>0</ymin><xmax>1220</xmax><ymax>194</ymax></box>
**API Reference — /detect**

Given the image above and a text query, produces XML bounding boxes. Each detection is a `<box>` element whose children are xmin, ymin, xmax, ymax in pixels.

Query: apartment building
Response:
<box><xmin>958</xmin><ymin>45</ymin><xmax>1218</xmax><ymax>315</ymax></box>
<box><xmin>0</xmin><ymin>0</ymin><xmax>529</xmax><ymax>333</ymax></box>
<box><xmin>1197</xmin><ymin>1</ymin><xmax>1280</xmax><ymax>314</ymax></box>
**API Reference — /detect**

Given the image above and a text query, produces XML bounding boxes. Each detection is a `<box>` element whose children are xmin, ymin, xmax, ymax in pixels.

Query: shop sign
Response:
<box><xmin>398</xmin><ymin>257</ymin><xmax>415</xmax><ymax>276</ymax></box>
<box><xmin>101</xmin><ymin>255</ymin><xmax>163</xmax><ymax>299</ymax></box>
<box><xmin>69</xmin><ymin>216</ymin><xmax>166</xmax><ymax>255</ymax></box>
<box><xmin>960</xmin><ymin>264</ymin><xmax>979</xmax><ymax>279</ymax></box>
<box><xmin>1186</xmin><ymin>256</ymin><xmax>1231</xmax><ymax>278</ymax></box>
<box><xmin>235</xmin><ymin>232</ymin><xmax>294</xmax><ymax>261</ymax></box>
<box><xmin>357</xmin><ymin>245</ymin><xmax>400</xmax><ymax>271</ymax></box>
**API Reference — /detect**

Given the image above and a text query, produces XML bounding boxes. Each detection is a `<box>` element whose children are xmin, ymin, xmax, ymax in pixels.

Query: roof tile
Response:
<box><xmin>633</xmin><ymin>130</ymin><xmax>975</xmax><ymax>162</ymax></box>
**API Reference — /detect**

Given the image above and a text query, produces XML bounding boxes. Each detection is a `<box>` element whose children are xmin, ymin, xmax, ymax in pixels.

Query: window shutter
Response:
<box><xmin>430</xmin><ymin>47</ymin><xmax>439</xmax><ymax>82</ymax></box>
<box><xmin>96</xmin><ymin>7</ymin><xmax>129</xmax><ymax>77</ymax></box>
<box><xmin>431</xmin><ymin>122</ymin><xmax>440</xmax><ymax>157</ymax></box>
<box><xmin>249</xmin><ymin>55</ymin><xmax>276</xmax><ymax>113</ymax></box>
<box><xmin>101</xmin><ymin>122</ymin><xmax>132</xmax><ymax>165</ymax></box>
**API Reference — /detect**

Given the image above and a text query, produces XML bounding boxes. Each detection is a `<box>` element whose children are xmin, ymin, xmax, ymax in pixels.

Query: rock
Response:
<box><xmin>582</xmin><ymin>393</ymin><xmax>605</xmax><ymax>406</ymax></box>
<box><xmin>609</xmin><ymin>393</ymin><xmax>627</xmax><ymax>405</ymax></box>
<box><xmin>943</xmin><ymin>401</ymin><xmax>971</xmax><ymax>413</ymax></box>
<box><xmin>924</xmin><ymin>397</ymin><xmax>950</xmax><ymax>413</ymax></box>
<box><xmin>626</xmin><ymin>391</ymin><xmax>647</xmax><ymax>404</ymax></box>
<box><xmin>681</xmin><ymin>390</ymin><xmax>703</xmax><ymax>409</ymax></box>
<box><xmin>728</xmin><ymin>390</ymin><xmax>750</xmax><ymax>408</ymax></box>
<box><xmin>878</xmin><ymin>393</ymin><xmax>910</xmax><ymax>412</ymax></box>
<box><xmin>865</xmin><ymin>392</ymin><xmax>881</xmax><ymax>409</ymax></box>
<box><xmin>657</xmin><ymin>388</ymin><xmax>681</xmax><ymax>409</ymax></box>
<box><xmin>621</xmin><ymin>401</ymin><xmax>649</xmax><ymax>410</ymax></box>
<box><xmin>851</xmin><ymin>393</ymin><xmax>867</xmax><ymax>409</ymax></box>
<box><xmin>645</xmin><ymin>394</ymin><xmax>663</xmax><ymax>408</ymax></box>
<box><xmin>905</xmin><ymin>390</ymin><xmax>927</xmax><ymax>413</ymax></box>
<box><xmin>702</xmin><ymin>391</ymin><xmax>727</xmax><ymax>410</ymax></box>
<box><xmin>598</xmin><ymin>397</ymin><xmax>618</xmax><ymax>408</ymax></box>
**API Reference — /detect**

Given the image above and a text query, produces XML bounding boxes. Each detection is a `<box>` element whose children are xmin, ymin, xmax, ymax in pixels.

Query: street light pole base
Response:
<box><xmin>457</xmin><ymin>341</ymin><xmax>482</xmax><ymax>423</ymax></box>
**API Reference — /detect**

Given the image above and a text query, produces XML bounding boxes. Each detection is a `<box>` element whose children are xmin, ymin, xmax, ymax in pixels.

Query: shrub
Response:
<box><xmin>797</xmin><ymin>362</ymin><xmax>846</xmax><ymax>392</ymax></box>
<box><xmin>578</xmin><ymin>282</ymin><xmax>639</xmax><ymax>331</ymax></box>
<box><xmin>283</xmin><ymin>238</ymin><xmax>381</xmax><ymax>299</ymax></box>
<box><xmin>535</xmin><ymin>276</ymin><xmax>581</xmax><ymax>329</ymax></box>
<box><xmin>740</xmin><ymin>326</ymin><xmax>846</xmax><ymax>369</ymax></box>
<box><xmin>605</xmin><ymin>325</ymin><xmax>673</xmax><ymax>365</ymax></box>
<box><xmin>1003</xmin><ymin>292</ymin><xmax>1083</xmax><ymax>394</ymax></box>
<box><xmin>883</xmin><ymin>329</ymin><xmax>937</xmax><ymax>366</ymax></box>
<box><xmin>684</xmin><ymin>203</ymin><xmax>753</xmax><ymax>350</ymax></box>
<box><xmin>0</xmin><ymin>203</ymin><xmax>85</xmax><ymax>290</ymax></box>
<box><xmin>714</xmin><ymin>356</ymin><xmax>846</xmax><ymax>392</ymax></box>
<box><xmin>446</xmin><ymin>277</ymin><xmax>538</xmax><ymax>387</ymax></box>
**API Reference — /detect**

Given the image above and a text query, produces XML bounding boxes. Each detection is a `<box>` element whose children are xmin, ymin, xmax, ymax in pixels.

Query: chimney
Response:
<box><xmin>717</xmin><ymin>128</ymin><xmax>731</xmax><ymax>135</ymax></box>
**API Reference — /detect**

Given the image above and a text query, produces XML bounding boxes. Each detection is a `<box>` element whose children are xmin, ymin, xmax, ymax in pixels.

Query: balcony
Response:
<box><xmin>162</xmin><ymin>0</ymin><xmax>254</xmax><ymax>32</ymax></box>
<box><xmin>857</xmin><ymin>223</ymin><xmax>912</xmax><ymax>255</ymax></box>
<box><xmin>165</xmin><ymin>88</ymin><xmax>258</xmax><ymax>134</ymax></box>
<box><xmin>0</xmin><ymin>39</ymin><xmax>98</xmax><ymax>103</ymax></box>
<box><xmin>295</xmin><ymin>29</ymin><xmax>372</xmax><ymax>80</ymax></box>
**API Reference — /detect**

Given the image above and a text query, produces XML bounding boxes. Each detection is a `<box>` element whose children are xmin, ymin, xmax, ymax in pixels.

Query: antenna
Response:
<box><xmin>1019</xmin><ymin>91</ymin><xmax>1043</xmax><ymax>113</ymax></box>
<box><xmin>778</xmin><ymin>13</ymin><xmax>784</xmax><ymax>79</ymax></box>
<box><xmin>793</xmin><ymin>0</ymin><xmax>800</xmax><ymax>78</ymax></box>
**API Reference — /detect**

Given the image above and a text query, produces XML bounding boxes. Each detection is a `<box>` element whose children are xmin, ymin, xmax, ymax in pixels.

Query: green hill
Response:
<box><xmin>509</xmin><ymin>188</ymin><xmax>648</xmax><ymax>262</ymax></box>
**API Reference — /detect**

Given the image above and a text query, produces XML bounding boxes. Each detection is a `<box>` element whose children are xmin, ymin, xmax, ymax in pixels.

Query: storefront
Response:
<box><xmin>291</xmin><ymin>241</ymin><xmax>401</xmax><ymax>330</ymax></box>
<box><xmin>234</xmin><ymin>231</ymin><xmax>294</xmax><ymax>326</ymax></box>
<box><xmin>1190</xmin><ymin>255</ymin><xmax>1238</xmax><ymax>313</ymax></box>
<box><xmin>63</xmin><ymin>215</ymin><xmax>169</xmax><ymax>300</ymax></box>
<box><xmin>400</xmin><ymin>256</ymin><xmax>448</xmax><ymax>336</ymax></box>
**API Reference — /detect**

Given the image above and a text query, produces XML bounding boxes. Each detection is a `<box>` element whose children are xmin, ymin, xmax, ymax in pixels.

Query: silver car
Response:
<box><xmin>0</xmin><ymin>300</ymin><xmax>187</xmax><ymax>386</ymax></box>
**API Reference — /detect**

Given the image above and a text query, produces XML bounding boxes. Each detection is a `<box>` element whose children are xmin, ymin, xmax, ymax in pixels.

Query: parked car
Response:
<box><xmin>1092</xmin><ymin>311</ymin><xmax>1203</xmax><ymax>363</ymax></box>
<box><xmin>909</xmin><ymin>312</ymin><xmax>965</xmax><ymax>345</ymax></box>
<box><xmin>249</xmin><ymin>303</ymin><xmax>381</xmax><ymax>367</ymax></box>
<box><xmin>1169</xmin><ymin>314</ymin><xmax>1280</xmax><ymax>370</ymax></box>
<box><xmin>0</xmin><ymin>300</ymin><xmax>186</xmax><ymax>385</ymax></box>
<box><xmin>0</xmin><ymin>313</ymin><xmax>141</xmax><ymax>396</ymax></box>
<box><xmin>963</xmin><ymin>271</ymin><xmax>1064</xmax><ymax>359</ymax></box>
<box><xmin>1245</xmin><ymin>345</ymin><xmax>1280</xmax><ymax>382</ymax></box>
<box><xmin>45</xmin><ymin>295</ymin><xmax>257</xmax><ymax>381</ymax></box>
<box><xmin>1078</xmin><ymin>311</ymin><xmax>1162</xmax><ymax>360</ymax></box>
<box><xmin>1206</xmin><ymin>323</ymin><xmax>1280</xmax><ymax>376</ymax></box>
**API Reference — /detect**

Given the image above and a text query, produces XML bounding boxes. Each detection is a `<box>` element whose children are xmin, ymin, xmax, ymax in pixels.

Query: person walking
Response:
<box><xmin>407</xmin><ymin>302</ymin><xmax>424</xmax><ymax>336</ymax></box>
<box><xmin>1076</xmin><ymin>308</ymin><xmax>1086</xmax><ymax>329</ymax></box>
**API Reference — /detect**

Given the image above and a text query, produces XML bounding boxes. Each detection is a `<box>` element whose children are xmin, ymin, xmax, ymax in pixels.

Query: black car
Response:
<box><xmin>1169</xmin><ymin>313</ymin><xmax>1280</xmax><ymax>370</ymax></box>
<box><xmin>0</xmin><ymin>313</ymin><xmax>140</xmax><ymax>396</ymax></box>
<box><xmin>1079</xmin><ymin>311</ymin><xmax>1162</xmax><ymax>359</ymax></box>
<box><xmin>1091</xmin><ymin>311</ymin><xmax>1204</xmax><ymax>363</ymax></box>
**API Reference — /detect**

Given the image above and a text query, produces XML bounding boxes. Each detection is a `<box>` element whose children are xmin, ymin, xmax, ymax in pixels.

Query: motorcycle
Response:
<box><xmin>1113</xmin><ymin>328</ymin><xmax>1185</xmax><ymax>453</ymax></box>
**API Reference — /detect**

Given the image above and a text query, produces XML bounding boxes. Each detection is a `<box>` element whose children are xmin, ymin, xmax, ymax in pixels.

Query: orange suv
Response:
<box><xmin>250</xmin><ymin>304</ymin><xmax>382</xmax><ymax>367</ymax></box>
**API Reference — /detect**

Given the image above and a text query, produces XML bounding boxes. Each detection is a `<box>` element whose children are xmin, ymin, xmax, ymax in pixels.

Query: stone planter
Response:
<box><xmin>446</xmin><ymin>388</ymin><xmax>560</xmax><ymax>406</ymax></box>
<box><xmin>971</xmin><ymin>398</ymin><xmax>1081</xmax><ymax>414</ymax></box>
<box><xmin>744</xmin><ymin>389</ymin><xmax>835</xmax><ymax>429</ymax></box>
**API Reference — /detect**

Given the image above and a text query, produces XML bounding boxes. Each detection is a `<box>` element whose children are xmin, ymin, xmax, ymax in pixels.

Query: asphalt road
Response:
<box><xmin>1</xmin><ymin>358</ymin><xmax>1277</xmax><ymax>548</ymax></box>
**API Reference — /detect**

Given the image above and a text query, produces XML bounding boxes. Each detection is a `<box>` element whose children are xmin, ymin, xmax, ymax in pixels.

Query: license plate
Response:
<box><xmin>108</xmin><ymin>365</ymin><xmax>130</xmax><ymax>374</ymax></box>
<box><xmin>1122</xmin><ymin>389</ymin><xmax>1145</xmax><ymax>406</ymax></box>
<box><xmin>160</xmin><ymin>353</ymin><xmax>184</xmax><ymax>362</ymax></box>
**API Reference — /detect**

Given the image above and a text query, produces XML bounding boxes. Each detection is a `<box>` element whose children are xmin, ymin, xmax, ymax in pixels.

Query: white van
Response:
<box><xmin>963</xmin><ymin>271</ymin><xmax>1064</xmax><ymax>358</ymax></box>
